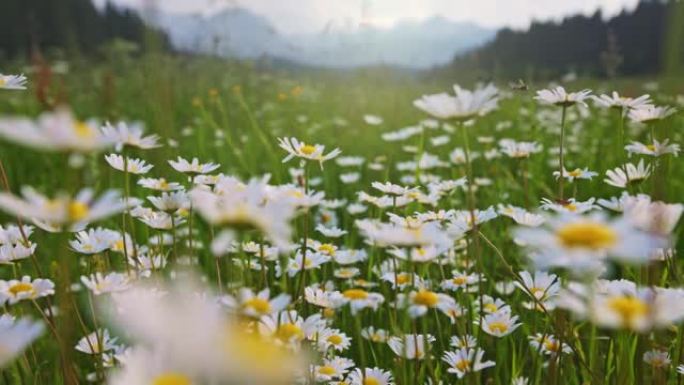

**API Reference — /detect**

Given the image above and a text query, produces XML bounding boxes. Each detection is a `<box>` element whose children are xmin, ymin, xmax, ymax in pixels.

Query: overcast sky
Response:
<box><xmin>96</xmin><ymin>0</ymin><xmax>641</xmax><ymax>34</ymax></box>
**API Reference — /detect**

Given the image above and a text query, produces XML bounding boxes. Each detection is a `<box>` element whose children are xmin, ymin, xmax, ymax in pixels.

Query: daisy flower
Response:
<box><xmin>0</xmin><ymin>74</ymin><xmax>27</xmax><ymax>90</ymax></box>
<box><xmin>137</xmin><ymin>178</ymin><xmax>183</xmax><ymax>191</ymax></box>
<box><xmin>0</xmin><ymin>276</ymin><xmax>55</xmax><ymax>305</ymax></box>
<box><xmin>0</xmin><ymin>108</ymin><xmax>112</xmax><ymax>152</ymax></box>
<box><xmin>517</xmin><ymin>271</ymin><xmax>560</xmax><ymax>308</ymax></box>
<box><xmin>347</xmin><ymin>367</ymin><xmax>394</xmax><ymax>385</ymax></box>
<box><xmin>316</xmin><ymin>225</ymin><xmax>347</xmax><ymax>238</ymax></box>
<box><xmin>556</xmin><ymin>279</ymin><xmax>684</xmax><ymax>332</ymax></box>
<box><xmin>313</xmin><ymin>356</ymin><xmax>355</xmax><ymax>382</ymax></box>
<box><xmin>132</xmin><ymin>209</ymin><xmax>178</xmax><ymax>230</ymax></box>
<box><xmin>405</xmin><ymin>289</ymin><xmax>456</xmax><ymax>318</ymax></box>
<box><xmin>592</xmin><ymin>92</ymin><xmax>651</xmax><ymax>110</ymax></box>
<box><xmin>387</xmin><ymin>334</ymin><xmax>435</xmax><ymax>359</ymax></box>
<box><xmin>361</xmin><ymin>327</ymin><xmax>390</xmax><ymax>343</ymax></box>
<box><xmin>441</xmin><ymin>271</ymin><xmax>480</xmax><ymax>292</ymax></box>
<box><xmin>0</xmin><ymin>242</ymin><xmax>36</xmax><ymax>263</ymax></box>
<box><xmin>75</xmin><ymin>329</ymin><xmax>119</xmax><ymax>354</ymax></box>
<box><xmin>258</xmin><ymin>310</ymin><xmax>324</xmax><ymax>347</ymax></box>
<box><xmin>628</xmin><ymin>105</ymin><xmax>676</xmax><ymax>123</ymax></box>
<box><xmin>190</xmin><ymin>178</ymin><xmax>296</xmax><ymax>248</ymax></box>
<box><xmin>552</xmin><ymin>167</ymin><xmax>598</xmax><ymax>182</ymax></box>
<box><xmin>168</xmin><ymin>157</ymin><xmax>220</xmax><ymax>175</ymax></box>
<box><xmin>277</xmin><ymin>137</ymin><xmax>341</xmax><ymax>168</ymax></box>
<box><xmin>413</xmin><ymin>83</ymin><xmax>499</xmax><ymax>120</ymax></box>
<box><xmin>0</xmin><ymin>187</ymin><xmax>127</xmax><ymax>228</ymax></box>
<box><xmin>528</xmin><ymin>333</ymin><xmax>572</xmax><ymax>356</ymax></box>
<box><xmin>282</xmin><ymin>251</ymin><xmax>330</xmax><ymax>277</ymax></box>
<box><xmin>0</xmin><ymin>316</ymin><xmax>43</xmax><ymax>367</ymax></box>
<box><xmin>481</xmin><ymin>311</ymin><xmax>521</xmax><ymax>337</ymax></box>
<box><xmin>341</xmin><ymin>288</ymin><xmax>385</xmax><ymax>314</ymax></box>
<box><xmin>515</xmin><ymin>213</ymin><xmax>663</xmax><ymax>273</ymax></box>
<box><xmin>231</xmin><ymin>288</ymin><xmax>290</xmax><ymax>318</ymax></box>
<box><xmin>540</xmin><ymin>198</ymin><xmax>599</xmax><ymax>214</ymax></box>
<box><xmin>371</xmin><ymin>182</ymin><xmax>415</xmax><ymax>196</ymax></box>
<box><xmin>317</xmin><ymin>328</ymin><xmax>352</xmax><ymax>352</ymax></box>
<box><xmin>81</xmin><ymin>273</ymin><xmax>130</xmax><ymax>295</ymax></box>
<box><xmin>498</xmin><ymin>139</ymin><xmax>543</xmax><ymax>158</ymax></box>
<box><xmin>535</xmin><ymin>86</ymin><xmax>592</xmax><ymax>107</ymax></box>
<box><xmin>101</xmin><ymin>121</ymin><xmax>161</xmax><ymax>151</ymax></box>
<box><xmin>104</xmin><ymin>154</ymin><xmax>154</xmax><ymax>174</ymax></box>
<box><xmin>442</xmin><ymin>348</ymin><xmax>495</xmax><ymax>378</ymax></box>
<box><xmin>604</xmin><ymin>159</ymin><xmax>652</xmax><ymax>188</ymax></box>
<box><xmin>449</xmin><ymin>335</ymin><xmax>478</xmax><ymax>349</ymax></box>
<box><xmin>69</xmin><ymin>227</ymin><xmax>120</xmax><ymax>254</ymax></box>
<box><xmin>643</xmin><ymin>349</ymin><xmax>670</xmax><ymax>368</ymax></box>
<box><xmin>625</xmin><ymin>139</ymin><xmax>680</xmax><ymax>157</ymax></box>
<box><xmin>304</xmin><ymin>287</ymin><xmax>346</xmax><ymax>311</ymax></box>
<box><xmin>148</xmin><ymin>191</ymin><xmax>190</xmax><ymax>213</ymax></box>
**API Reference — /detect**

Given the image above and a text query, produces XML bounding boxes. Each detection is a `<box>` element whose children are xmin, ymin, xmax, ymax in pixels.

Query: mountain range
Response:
<box><xmin>151</xmin><ymin>8</ymin><xmax>495</xmax><ymax>69</ymax></box>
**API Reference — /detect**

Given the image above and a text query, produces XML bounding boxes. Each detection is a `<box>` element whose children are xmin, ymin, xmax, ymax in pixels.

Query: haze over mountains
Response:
<box><xmin>151</xmin><ymin>7</ymin><xmax>495</xmax><ymax>69</ymax></box>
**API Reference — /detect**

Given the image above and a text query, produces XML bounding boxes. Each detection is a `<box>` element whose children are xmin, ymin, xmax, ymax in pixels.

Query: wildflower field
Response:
<box><xmin>0</xmin><ymin>56</ymin><xmax>682</xmax><ymax>385</ymax></box>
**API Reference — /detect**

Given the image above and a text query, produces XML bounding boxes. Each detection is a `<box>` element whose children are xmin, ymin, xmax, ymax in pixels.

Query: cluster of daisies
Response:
<box><xmin>0</xmin><ymin>71</ymin><xmax>682</xmax><ymax>385</ymax></box>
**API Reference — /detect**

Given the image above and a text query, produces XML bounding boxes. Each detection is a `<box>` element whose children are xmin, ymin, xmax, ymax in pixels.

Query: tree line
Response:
<box><xmin>0</xmin><ymin>0</ymin><xmax>167</xmax><ymax>61</ymax></box>
<box><xmin>439</xmin><ymin>0</ymin><xmax>684</xmax><ymax>80</ymax></box>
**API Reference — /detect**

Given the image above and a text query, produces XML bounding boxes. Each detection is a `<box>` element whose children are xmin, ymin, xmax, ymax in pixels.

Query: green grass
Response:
<box><xmin>0</xmin><ymin>53</ymin><xmax>682</xmax><ymax>385</ymax></box>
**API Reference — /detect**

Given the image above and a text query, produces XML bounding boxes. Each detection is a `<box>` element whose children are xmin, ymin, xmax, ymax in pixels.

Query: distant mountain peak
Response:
<box><xmin>152</xmin><ymin>7</ymin><xmax>495</xmax><ymax>69</ymax></box>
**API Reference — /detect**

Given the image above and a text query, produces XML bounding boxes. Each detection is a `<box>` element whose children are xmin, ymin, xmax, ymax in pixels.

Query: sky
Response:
<box><xmin>96</xmin><ymin>0</ymin><xmax>641</xmax><ymax>35</ymax></box>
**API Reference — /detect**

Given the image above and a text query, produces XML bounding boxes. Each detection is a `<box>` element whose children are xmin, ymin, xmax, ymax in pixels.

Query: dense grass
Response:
<box><xmin>0</xmin><ymin>54</ymin><xmax>682</xmax><ymax>385</ymax></box>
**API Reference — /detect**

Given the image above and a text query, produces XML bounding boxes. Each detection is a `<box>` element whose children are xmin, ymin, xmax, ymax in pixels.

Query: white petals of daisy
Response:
<box><xmin>0</xmin><ymin>73</ymin><xmax>28</xmax><ymax>90</ymax></box>
<box><xmin>105</xmin><ymin>154</ymin><xmax>154</xmax><ymax>174</ymax></box>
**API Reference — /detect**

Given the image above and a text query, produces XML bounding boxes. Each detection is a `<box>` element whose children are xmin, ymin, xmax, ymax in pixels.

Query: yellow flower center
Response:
<box><xmin>455</xmin><ymin>359</ymin><xmax>471</xmax><ymax>372</ymax></box>
<box><xmin>300</xmin><ymin>144</ymin><xmax>317</xmax><ymax>155</ymax></box>
<box><xmin>488</xmin><ymin>321</ymin><xmax>509</xmax><ymax>334</ymax></box>
<box><xmin>68</xmin><ymin>201</ymin><xmax>89</xmax><ymax>222</ymax></box>
<box><xmin>159</xmin><ymin>179</ymin><xmax>169</xmax><ymax>189</ymax></box>
<box><xmin>323</xmin><ymin>308</ymin><xmax>335</xmax><ymax>319</ymax></box>
<box><xmin>152</xmin><ymin>373</ymin><xmax>191</xmax><ymax>385</ymax></box>
<box><xmin>413</xmin><ymin>290</ymin><xmax>439</xmax><ymax>307</ymax></box>
<box><xmin>343</xmin><ymin>289</ymin><xmax>369</xmax><ymax>300</ymax></box>
<box><xmin>243</xmin><ymin>298</ymin><xmax>271</xmax><ymax>315</ymax></box>
<box><xmin>452</xmin><ymin>276</ymin><xmax>467</xmax><ymax>285</ymax></box>
<box><xmin>318</xmin><ymin>366</ymin><xmax>337</xmax><ymax>376</ymax></box>
<box><xmin>337</xmin><ymin>269</ymin><xmax>356</xmax><ymax>278</ymax></box>
<box><xmin>112</xmin><ymin>239</ymin><xmax>125</xmax><ymax>251</ymax></box>
<box><xmin>556</xmin><ymin>222</ymin><xmax>618</xmax><ymax>250</ymax></box>
<box><xmin>320</xmin><ymin>213</ymin><xmax>331</xmax><ymax>223</ymax></box>
<box><xmin>395</xmin><ymin>273</ymin><xmax>411</xmax><ymax>285</ymax></box>
<box><xmin>0</xmin><ymin>79</ymin><xmax>6</xmax><ymax>87</ymax></box>
<box><xmin>563</xmin><ymin>203</ymin><xmax>578</xmax><ymax>212</ymax></box>
<box><xmin>276</xmin><ymin>323</ymin><xmax>304</xmax><ymax>342</ymax></box>
<box><xmin>607</xmin><ymin>296</ymin><xmax>649</xmax><ymax>327</ymax></box>
<box><xmin>646</xmin><ymin>144</ymin><xmax>656</xmax><ymax>152</ymax></box>
<box><xmin>530</xmin><ymin>287</ymin><xmax>546</xmax><ymax>299</ymax></box>
<box><xmin>568</xmin><ymin>169</ymin><xmax>582</xmax><ymax>177</ymax></box>
<box><xmin>73</xmin><ymin>121</ymin><xmax>94</xmax><ymax>138</ymax></box>
<box><xmin>363</xmin><ymin>377</ymin><xmax>380</xmax><ymax>385</ymax></box>
<box><xmin>544</xmin><ymin>339</ymin><xmax>560</xmax><ymax>352</ymax></box>
<box><xmin>484</xmin><ymin>303</ymin><xmax>499</xmax><ymax>313</ymax></box>
<box><xmin>327</xmin><ymin>334</ymin><xmax>343</xmax><ymax>345</ymax></box>
<box><xmin>318</xmin><ymin>244</ymin><xmax>336</xmax><ymax>256</ymax></box>
<box><xmin>9</xmin><ymin>282</ymin><xmax>34</xmax><ymax>296</ymax></box>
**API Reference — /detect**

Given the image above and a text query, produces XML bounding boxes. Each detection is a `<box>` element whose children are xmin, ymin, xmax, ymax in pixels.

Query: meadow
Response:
<box><xmin>0</xmin><ymin>54</ymin><xmax>682</xmax><ymax>385</ymax></box>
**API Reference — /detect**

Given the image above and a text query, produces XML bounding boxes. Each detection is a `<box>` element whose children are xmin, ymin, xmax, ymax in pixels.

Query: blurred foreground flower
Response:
<box><xmin>105</xmin><ymin>277</ymin><xmax>308</xmax><ymax>385</ymax></box>
<box><xmin>0</xmin><ymin>74</ymin><xmax>27</xmax><ymax>90</ymax></box>
<box><xmin>0</xmin><ymin>108</ymin><xmax>112</xmax><ymax>152</ymax></box>
<box><xmin>0</xmin><ymin>315</ymin><xmax>43</xmax><ymax>367</ymax></box>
